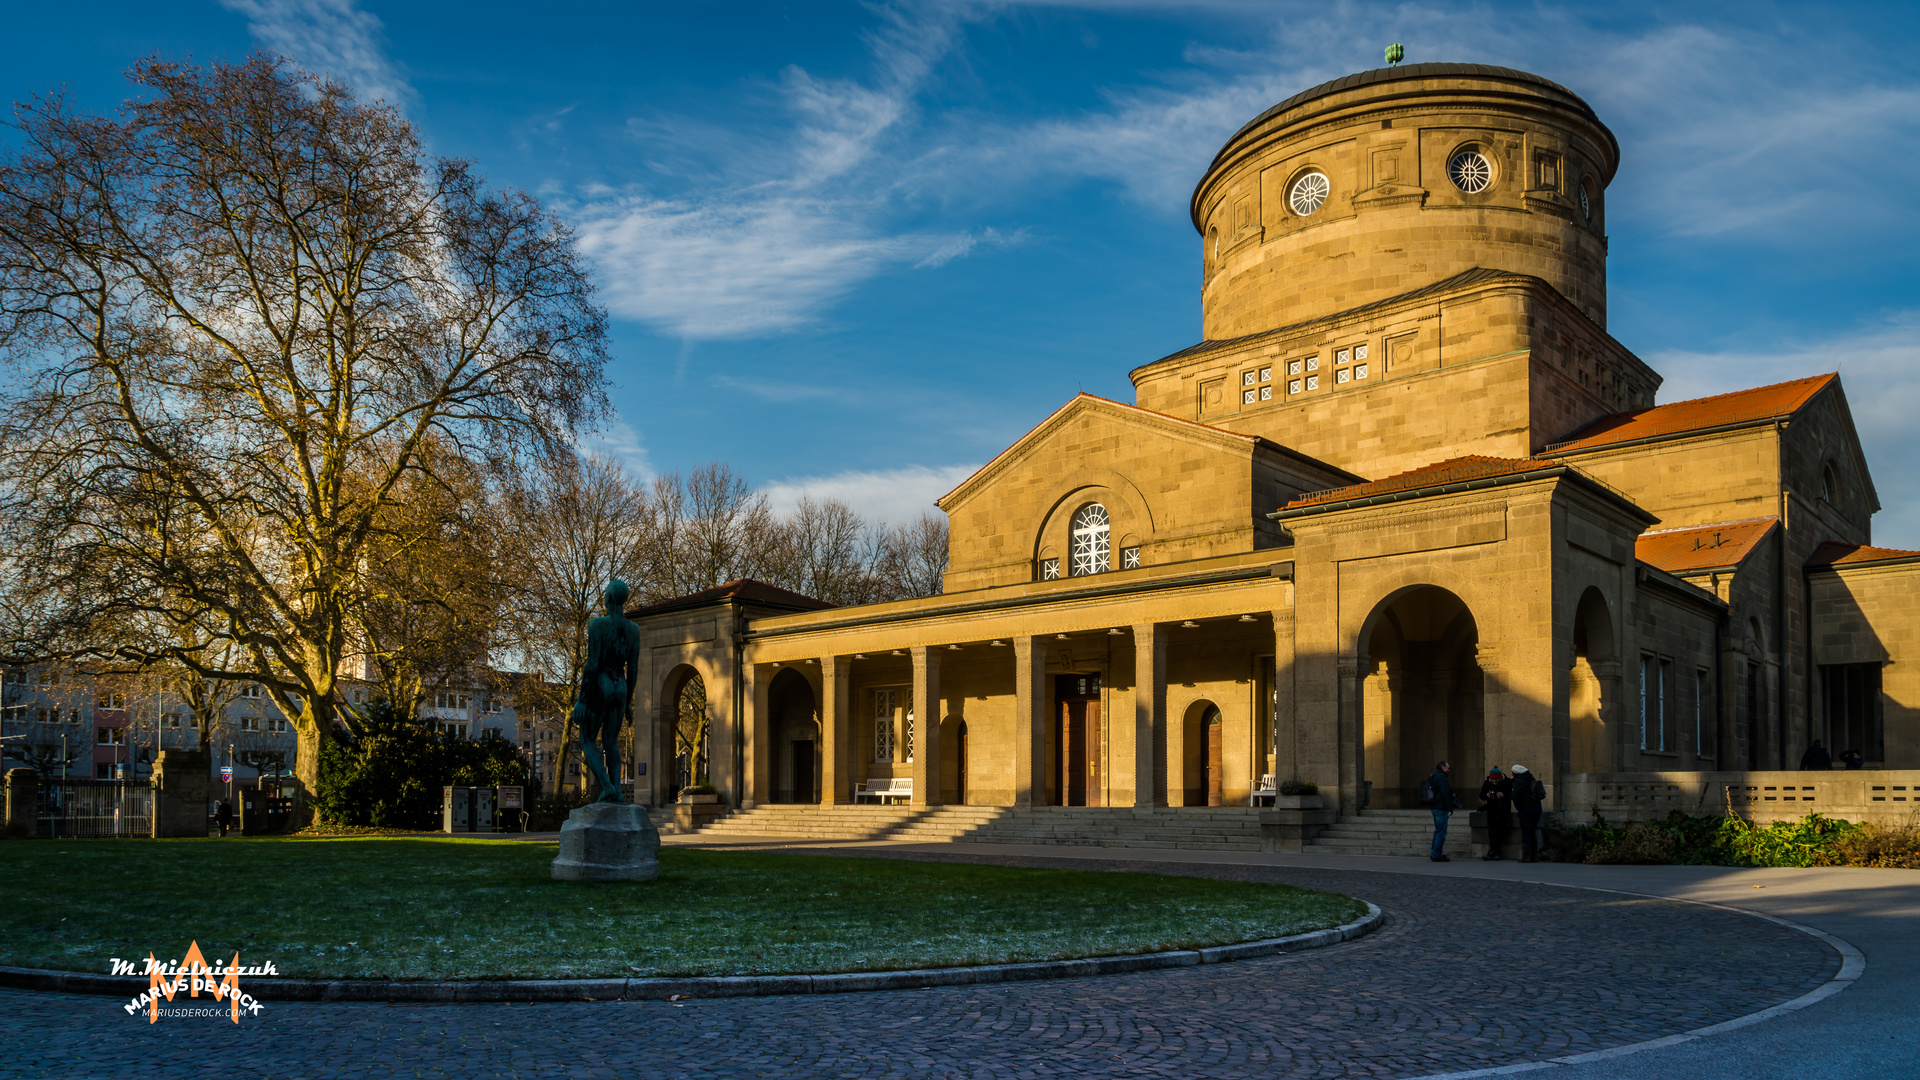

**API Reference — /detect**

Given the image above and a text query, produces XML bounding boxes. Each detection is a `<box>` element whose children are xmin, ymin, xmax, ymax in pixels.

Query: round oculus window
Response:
<box><xmin>1448</xmin><ymin>149</ymin><xmax>1493</xmax><ymax>194</ymax></box>
<box><xmin>1287</xmin><ymin>171</ymin><xmax>1329</xmax><ymax>217</ymax></box>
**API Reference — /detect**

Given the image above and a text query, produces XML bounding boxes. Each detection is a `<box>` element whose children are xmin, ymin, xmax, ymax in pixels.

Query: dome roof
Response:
<box><xmin>1212</xmin><ymin>62</ymin><xmax>1602</xmax><ymax>171</ymax></box>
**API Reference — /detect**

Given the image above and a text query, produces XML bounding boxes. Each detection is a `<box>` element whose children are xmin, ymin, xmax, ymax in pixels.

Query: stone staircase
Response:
<box><xmin>686</xmin><ymin>804</ymin><xmax>1269</xmax><ymax>851</ymax></box>
<box><xmin>1303</xmin><ymin>809</ymin><xmax>1474</xmax><ymax>858</ymax></box>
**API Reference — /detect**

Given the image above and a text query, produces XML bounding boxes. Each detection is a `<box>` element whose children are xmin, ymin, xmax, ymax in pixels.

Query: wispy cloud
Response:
<box><xmin>1647</xmin><ymin>313</ymin><xmax>1920</xmax><ymax>547</ymax></box>
<box><xmin>218</xmin><ymin>0</ymin><xmax>413</xmax><ymax>108</ymax></box>
<box><xmin>567</xmin><ymin>3</ymin><xmax>1004</xmax><ymax>341</ymax></box>
<box><xmin>760</xmin><ymin>463</ymin><xmax>979</xmax><ymax>525</ymax></box>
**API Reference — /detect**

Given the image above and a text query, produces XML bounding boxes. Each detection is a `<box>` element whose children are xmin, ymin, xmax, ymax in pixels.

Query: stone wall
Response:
<box><xmin>1562</xmin><ymin>769</ymin><xmax>1920</xmax><ymax>825</ymax></box>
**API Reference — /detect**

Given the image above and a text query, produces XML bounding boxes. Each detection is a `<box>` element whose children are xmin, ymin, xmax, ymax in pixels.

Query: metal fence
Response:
<box><xmin>38</xmin><ymin>779</ymin><xmax>152</xmax><ymax>838</ymax></box>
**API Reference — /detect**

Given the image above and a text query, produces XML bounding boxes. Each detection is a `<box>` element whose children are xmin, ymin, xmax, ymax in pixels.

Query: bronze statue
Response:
<box><xmin>576</xmin><ymin>579</ymin><xmax>640</xmax><ymax>803</ymax></box>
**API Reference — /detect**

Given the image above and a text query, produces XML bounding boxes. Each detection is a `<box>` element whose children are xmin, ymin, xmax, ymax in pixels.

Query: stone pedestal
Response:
<box><xmin>1259</xmin><ymin>796</ymin><xmax>1334</xmax><ymax>852</ymax></box>
<box><xmin>673</xmin><ymin>801</ymin><xmax>730</xmax><ymax>833</ymax></box>
<box><xmin>552</xmin><ymin>803</ymin><xmax>659</xmax><ymax>882</ymax></box>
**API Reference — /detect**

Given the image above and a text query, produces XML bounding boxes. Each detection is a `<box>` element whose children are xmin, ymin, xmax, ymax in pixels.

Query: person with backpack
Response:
<box><xmin>1479</xmin><ymin>766</ymin><xmax>1512</xmax><ymax>860</ymax></box>
<box><xmin>1511</xmin><ymin>764</ymin><xmax>1546</xmax><ymax>862</ymax></box>
<box><xmin>215</xmin><ymin>799</ymin><xmax>234</xmax><ymax>837</ymax></box>
<box><xmin>1421</xmin><ymin>761</ymin><xmax>1460</xmax><ymax>861</ymax></box>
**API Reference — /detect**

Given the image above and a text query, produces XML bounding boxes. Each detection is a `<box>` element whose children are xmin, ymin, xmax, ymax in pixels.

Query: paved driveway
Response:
<box><xmin>4</xmin><ymin>840</ymin><xmax>1908</xmax><ymax>1080</ymax></box>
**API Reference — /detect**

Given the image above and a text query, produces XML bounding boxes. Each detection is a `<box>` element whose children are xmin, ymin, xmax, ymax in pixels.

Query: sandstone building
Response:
<box><xmin>628</xmin><ymin>64</ymin><xmax>1919</xmax><ymax>841</ymax></box>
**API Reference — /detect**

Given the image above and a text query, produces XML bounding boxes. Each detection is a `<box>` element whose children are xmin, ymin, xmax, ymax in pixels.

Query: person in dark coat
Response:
<box><xmin>1841</xmin><ymin>749</ymin><xmax>1866</xmax><ymax>770</ymax></box>
<box><xmin>1427</xmin><ymin>761</ymin><xmax>1459</xmax><ymax>861</ymax></box>
<box><xmin>215</xmin><ymin>799</ymin><xmax>234</xmax><ymax>837</ymax></box>
<box><xmin>1511</xmin><ymin>765</ymin><xmax>1544</xmax><ymax>862</ymax></box>
<box><xmin>1479</xmin><ymin>766</ymin><xmax>1513</xmax><ymax>860</ymax></box>
<box><xmin>1799</xmin><ymin>741</ymin><xmax>1833</xmax><ymax>770</ymax></box>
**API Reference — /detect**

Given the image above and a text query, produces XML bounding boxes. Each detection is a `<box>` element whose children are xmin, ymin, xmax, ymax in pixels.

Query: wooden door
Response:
<box><xmin>1206</xmin><ymin>721</ymin><xmax>1223</xmax><ymax>806</ymax></box>
<box><xmin>1062</xmin><ymin>702</ymin><xmax>1087</xmax><ymax>806</ymax></box>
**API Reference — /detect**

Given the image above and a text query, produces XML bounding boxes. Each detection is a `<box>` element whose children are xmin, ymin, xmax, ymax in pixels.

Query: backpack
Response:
<box><xmin>1418</xmin><ymin>777</ymin><xmax>1437</xmax><ymax>807</ymax></box>
<box><xmin>1530</xmin><ymin>777</ymin><xmax>1546</xmax><ymax>802</ymax></box>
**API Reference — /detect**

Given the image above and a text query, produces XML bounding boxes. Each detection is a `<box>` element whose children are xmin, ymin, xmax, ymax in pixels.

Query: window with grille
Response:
<box><xmin>1069</xmin><ymin>504</ymin><xmax>1110</xmax><ymax>577</ymax></box>
<box><xmin>1121</xmin><ymin>546</ymin><xmax>1141</xmax><ymax>570</ymax></box>
<box><xmin>873</xmin><ymin>689</ymin><xmax>897</xmax><ymax>762</ymax></box>
<box><xmin>1040</xmin><ymin>558</ymin><xmax>1060</xmax><ymax>581</ymax></box>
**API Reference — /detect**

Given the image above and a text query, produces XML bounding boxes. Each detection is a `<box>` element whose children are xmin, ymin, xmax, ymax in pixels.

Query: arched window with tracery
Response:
<box><xmin>1069</xmin><ymin>503</ymin><xmax>1110</xmax><ymax>577</ymax></box>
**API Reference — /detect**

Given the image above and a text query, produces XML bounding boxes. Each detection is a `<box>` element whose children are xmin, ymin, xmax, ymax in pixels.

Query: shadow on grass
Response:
<box><xmin>0</xmin><ymin>837</ymin><xmax>1364</xmax><ymax>980</ymax></box>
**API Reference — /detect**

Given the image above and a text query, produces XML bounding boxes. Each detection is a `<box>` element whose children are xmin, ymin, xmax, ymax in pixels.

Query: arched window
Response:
<box><xmin>1069</xmin><ymin>503</ymin><xmax>1110</xmax><ymax>577</ymax></box>
<box><xmin>1820</xmin><ymin>462</ymin><xmax>1841</xmax><ymax>505</ymax></box>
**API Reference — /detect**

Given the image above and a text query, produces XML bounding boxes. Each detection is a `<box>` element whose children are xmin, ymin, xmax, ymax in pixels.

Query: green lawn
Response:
<box><xmin>0</xmin><ymin>838</ymin><xmax>1365</xmax><ymax>980</ymax></box>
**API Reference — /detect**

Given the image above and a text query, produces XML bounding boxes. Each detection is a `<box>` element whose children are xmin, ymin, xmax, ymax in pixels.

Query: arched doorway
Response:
<box><xmin>768</xmin><ymin>668</ymin><xmax>819</xmax><ymax>804</ymax></box>
<box><xmin>669</xmin><ymin>670</ymin><xmax>710</xmax><ymax>802</ymax></box>
<box><xmin>1361</xmin><ymin>586</ymin><xmax>1484</xmax><ymax>808</ymax></box>
<box><xmin>942</xmin><ymin>717</ymin><xmax>967</xmax><ymax>805</ymax></box>
<box><xmin>1570</xmin><ymin>587</ymin><xmax>1616</xmax><ymax>774</ymax></box>
<box><xmin>1181</xmin><ymin>701</ymin><xmax>1224</xmax><ymax>806</ymax></box>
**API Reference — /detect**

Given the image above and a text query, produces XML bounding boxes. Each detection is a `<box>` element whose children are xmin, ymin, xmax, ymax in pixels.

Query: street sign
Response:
<box><xmin>497</xmin><ymin>786</ymin><xmax>522</xmax><ymax>809</ymax></box>
<box><xmin>221</xmin><ymin>766</ymin><xmax>233</xmax><ymax>782</ymax></box>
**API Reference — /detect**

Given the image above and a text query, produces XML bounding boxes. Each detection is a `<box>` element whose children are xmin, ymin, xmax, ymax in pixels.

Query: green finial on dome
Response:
<box><xmin>1385</xmin><ymin>43</ymin><xmax>1405</xmax><ymax>66</ymax></box>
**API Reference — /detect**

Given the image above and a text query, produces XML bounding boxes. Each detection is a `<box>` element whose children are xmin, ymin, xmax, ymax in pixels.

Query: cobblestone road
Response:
<box><xmin>4</xmin><ymin>854</ymin><xmax>1838</xmax><ymax>1080</ymax></box>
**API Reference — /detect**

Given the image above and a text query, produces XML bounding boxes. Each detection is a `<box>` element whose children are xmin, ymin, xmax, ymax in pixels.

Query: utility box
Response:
<box><xmin>443</xmin><ymin>786</ymin><xmax>472</xmax><ymax>833</ymax></box>
<box><xmin>470</xmin><ymin>787</ymin><xmax>495</xmax><ymax>833</ymax></box>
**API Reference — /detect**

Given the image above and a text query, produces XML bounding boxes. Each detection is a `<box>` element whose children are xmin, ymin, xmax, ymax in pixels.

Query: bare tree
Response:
<box><xmin>0</xmin><ymin>56</ymin><xmax>609</xmax><ymax>804</ymax></box>
<box><xmin>498</xmin><ymin>451</ymin><xmax>648</xmax><ymax>793</ymax></box>
<box><xmin>874</xmin><ymin>513</ymin><xmax>949</xmax><ymax>600</ymax></box>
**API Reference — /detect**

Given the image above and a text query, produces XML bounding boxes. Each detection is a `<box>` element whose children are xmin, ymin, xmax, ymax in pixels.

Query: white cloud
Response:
<box><xmin>566</xmin><ymin>3</ymin><xmax>996</xmax><ymax>341</ymax></box>
<box><xmin>219</xmin><ymin>0</ymin><xmax>413</xmax><ymax>107</ymax></box>
<box><xmin>760</xmin><ymin>464</ymin><xmax>978</xmax><ymax>526</ymax></box>
<box><xmin>1646</xmin><ymin>314</ymin><xmax>1920</xmax><ymax>548</ymax></box>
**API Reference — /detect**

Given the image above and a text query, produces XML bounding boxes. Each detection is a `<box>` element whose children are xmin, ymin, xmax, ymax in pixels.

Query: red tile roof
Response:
<box><xmin>627</xmin><ymin>579</ymin><xmax>835</xmax><ymax>617</ymax></box>
<box><xmin>1283</xmin><ymin>456</ymin><xmax>1561</xmax><ymax>509</ymax></box>
<box><xmin>1806</xmin><ymin>542</ymin><xmax>1920</xmax><ymax>568</ymax></box>
<box><xmin>1635</xmin><ymin>518</ymin><xmax>1777</xmax><ymax>575</ymax></box>
<box><xmin>1548</xmin><ymin>373</ymin><xmax>1836</xmax><ymax>453</ymax></box>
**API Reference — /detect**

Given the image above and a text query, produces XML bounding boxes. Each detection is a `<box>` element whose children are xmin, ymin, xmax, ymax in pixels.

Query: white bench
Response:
<box><xmin>855</xmin><ymin>778</ymin><xmax>914</xmax><ymax>805</ymax></box>
<box><xmin>1252</xmin><ymin>774</ymin><xmax>1278</xmax><ymax>807</ymax></box>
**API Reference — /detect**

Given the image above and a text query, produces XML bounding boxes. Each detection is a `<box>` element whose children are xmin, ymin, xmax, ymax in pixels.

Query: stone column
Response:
<box><xmin>1132</xmin><ymin>621</ymin><xmax>1166</xmax><ymax>807</ymax></box>
<box><xmin>1336</xmin><ymin>655</ymin><xmax>1366</xmax><ymax>815</ymax></box>
<box><xmin>1013</xmin><ymin>636</ymin><xmax>1046</xmax><ymax>807</ymax></box>
<box><xmin>1271</xmin><ymin>605</ymin><xmax>1296</xmax><ymax>785</ymax></box>
<box><xmin>910</xmin><ymin>646</ymin><xmax>942</xmax><ymax>808</ymax></box>
<box><xmin>743</xmin><ymin>663</ymin><xmax>769</xmax><ymax>809</ymax></box>
<box><xmin>1589</xmin><ymin>658</ymin><xmax>1622</xmax><ymax>774</ymax></box>
<box><xmin>821</xmin><ymin>654</ymin><xmax>852</xmax><ymax>805</ymax></box>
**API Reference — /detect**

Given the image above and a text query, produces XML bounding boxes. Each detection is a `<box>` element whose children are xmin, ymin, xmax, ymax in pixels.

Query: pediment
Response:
<box><xmin>937</xmin><ymin>394</ymin><xmax>1263</xmax><ymax>511</ymax></box>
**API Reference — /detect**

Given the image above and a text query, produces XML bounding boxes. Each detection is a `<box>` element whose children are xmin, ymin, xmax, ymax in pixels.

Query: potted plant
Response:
<box><xmin>679</xmin><ymin>781</ymin><xmax>720</xmax><ymax>805</ymax></box>
<box><xmin>1275</xmin><ymin>779</ymin><xmax>1323</xmax><ymax>810</ymax></box>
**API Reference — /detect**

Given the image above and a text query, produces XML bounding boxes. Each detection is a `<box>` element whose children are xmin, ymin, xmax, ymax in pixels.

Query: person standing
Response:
<box><xmin>1424</xmin><ymin>761</ymin><xmax>1459</xmax><ymax>862</ymax></box>
<box><xmin>1799</xmin><ymin>740</ymin><xmax>1832</xmax><ymax>770</ymax></box>
<box><xmin>1511</xmin><ymin>765</ymin><xmax>1545</xmax><ymax>862</ymax></box>
<box><xmin>1479</xmin><ymin>766</ymin><xmax>1512</xmax><ymax>860</ymax></box>
<box><xmin>215</xmin><ymin>799</ymin><xmax>233</xmax><ymax>837</ymax></box>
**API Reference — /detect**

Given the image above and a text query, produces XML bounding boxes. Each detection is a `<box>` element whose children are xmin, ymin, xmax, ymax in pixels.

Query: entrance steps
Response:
<box><xmin>1303</xmin><ymin>809</ymin><xmax>1474</xmax><ymax>858</ymax></box>
<box><xmin>686</xmin><ymin>804</ymin><xmax>1268</xmax><ymax>851</ymax></box>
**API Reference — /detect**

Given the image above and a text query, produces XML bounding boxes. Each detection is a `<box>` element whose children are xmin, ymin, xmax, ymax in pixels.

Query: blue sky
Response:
<box><xmin>6</xmin><ymin>1</ymin><xmax>1918</xmax><ymax>544</ymax></box>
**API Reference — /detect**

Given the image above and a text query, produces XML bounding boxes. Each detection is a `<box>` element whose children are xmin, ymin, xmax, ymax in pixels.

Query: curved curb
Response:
<box><xmin>1396</xmin><ymin>885</ymin><xmax>1866</xmax><ymax>1080</ymax></box>
<box><xmin>0</xmin><ymin>902</ymin><xmax>1382</xmax><ymax>1004</ymax></box>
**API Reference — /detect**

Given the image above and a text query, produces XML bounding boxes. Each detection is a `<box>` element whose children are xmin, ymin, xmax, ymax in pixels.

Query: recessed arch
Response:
<box><xmin>767</xmin><ymin>667</ymin><xmax>820</xmax><ymax>804</ymax></box>
<box><xmin>1357</xmin><ymin>584</ymin><xmax>1484</xmax><ymax>808</ymax></box>
<box><xmin>1180</xmin><ymin>699</ymin><xmax>1225</xmax><ymax>807</ymax></box>
<box><xmin>1570</xmin><ymin>587</ymin><xmax>1616</xmax><ymax>774</ymax></box>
